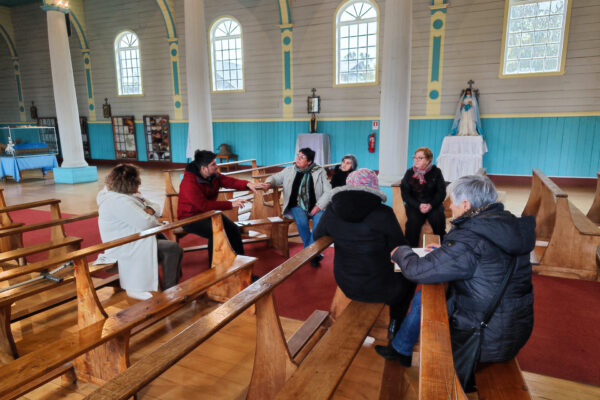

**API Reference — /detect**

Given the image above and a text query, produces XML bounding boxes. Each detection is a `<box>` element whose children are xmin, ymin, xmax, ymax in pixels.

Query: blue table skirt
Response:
<box><xmin>0</xmin><ymin>155</ymin><xmax>59</xmax><ymax>182</ymax></box>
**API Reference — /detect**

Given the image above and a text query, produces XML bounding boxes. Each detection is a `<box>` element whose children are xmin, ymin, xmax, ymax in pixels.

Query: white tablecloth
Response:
<box><xmin>436</xmin><ymin>136</ymin><xmax>487</xmax><ymax>182</ymax></box>
<box><xmin>295</xmin><ymin>133</ymin><xmax>331</xmax><ymax>166</ymax></box>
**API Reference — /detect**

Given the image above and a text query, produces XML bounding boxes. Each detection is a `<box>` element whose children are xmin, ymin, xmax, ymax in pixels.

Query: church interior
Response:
<box><xmin>0</xmin><ymin>0</ymin><xmax>599</xmax><ymax>399</ymax></box>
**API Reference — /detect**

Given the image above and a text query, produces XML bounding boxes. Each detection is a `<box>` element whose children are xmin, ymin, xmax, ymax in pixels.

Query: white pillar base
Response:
<box><xmin>53</xmin><ymin>166</ymin><xmax>97</xmax><ymax>184</ymax></box>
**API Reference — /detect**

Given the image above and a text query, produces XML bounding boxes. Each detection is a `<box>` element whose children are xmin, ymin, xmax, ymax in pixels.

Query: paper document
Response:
<box><xmin>394</xmin><ymin>247</ymin><xmax>430</xmax><ymax>272</ymax></box>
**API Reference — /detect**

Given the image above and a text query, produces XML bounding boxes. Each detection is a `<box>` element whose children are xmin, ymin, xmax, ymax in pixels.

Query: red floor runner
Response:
<box><xmin>9</xmin><ymin>209</ymin><xmax>600</xmax><ymax>386</ymax></box>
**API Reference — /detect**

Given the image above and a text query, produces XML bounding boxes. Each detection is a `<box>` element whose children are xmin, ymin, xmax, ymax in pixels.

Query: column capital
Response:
<box><xmin>41</xmin><ymin>0</ymin><xmax>70</xmax><ymax>14</ymax></box>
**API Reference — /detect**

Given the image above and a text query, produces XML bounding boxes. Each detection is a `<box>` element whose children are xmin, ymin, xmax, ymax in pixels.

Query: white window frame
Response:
<box><xmin>500</xmin><ymin>0</ymin><xmax>573</xmax><ymax>78</ymax></box>
<box><xmin>114</xmin><ymin>30</ymin><xmax>143</xmax><ymax>96</ymax></box>
<box><xmin>334</xmin><ymin>0</ymin><xmax>379</xmax><ymax>87</ymax></box>
<box><xmin>209</xmin><ymin>16</ymin><xmax>245</xmax><ymax>92</ymax></box>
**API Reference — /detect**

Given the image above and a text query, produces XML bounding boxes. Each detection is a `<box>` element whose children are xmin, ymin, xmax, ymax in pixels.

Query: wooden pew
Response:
<box><xmin>163</xmin><ymin>168</ymin><xmax>291</xmax><ymax>256</ymax></box>
<box><xmin>80</xmin><ymin>236</ymin><xmax>385</xmax><ymax>400</ymax></box>
<box><xmin>391</xmin><ymin>184</ymin><xmax>450</xmax><ymax>247</ymax></box>
<box><xmin>534</xmin><ymin>195</ymin><xmax>600</xmax><ymax>280</ymax></box>
<box><xmin>587</xmin><ymin>172</ymin><xmax>600</xmax><ymax>224</ymax></box>
<box><xmin>0</xmin><ymin>211</ymin><xmax>256</xmax><ymax>398</ymax></box>
<box><xmin>522</xmin><ymin>169</ymin><xmax>567</xmax><ymax>242</ymax></box>
<box><xmin>0</xmin><ymin>188</ymin><xmax>25</xmax><ymax>252</ymax></box>
<box><xmin>0</xmin><ymin>199</ymin><xmax>97</xmax><ymax>264</ymax></box>
<box><xmin>415</xmin><ymin>283</ymin><xmax>531</xmax><ymax>399</ymax></box>
<box><xmin>228</xmin><ymin>160</ymin><xmax>295</xmax><ymax>181</ymax></box>
<box><xmin>217</xmin><ymin>158</ymin><xmax>257</xmax><ymax>172</ymax></box>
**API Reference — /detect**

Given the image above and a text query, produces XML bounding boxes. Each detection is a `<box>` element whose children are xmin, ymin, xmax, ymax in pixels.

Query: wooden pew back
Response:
<box><xmin>587</xmin><ymin>172</ymin><xmax>600</xmax><ymax>224</ymax></box>
<box><xmin>82</xmin><ymin>236</ymin><xmax>336</xmax><ymax>400</ymax></box>
<box><xmin>522</xmin><ymin>169</ymin><xmax>567</xmax><ymax>241</ymax></box>
<box><xmin>419</xmin><ymin>283</ymin><xmax>532</xmax><ymax>399</ymax></box>
<box><xmin>0</xmin><ymin>211</ymin><xmax>256</xmax><ymax>397</ymax></box>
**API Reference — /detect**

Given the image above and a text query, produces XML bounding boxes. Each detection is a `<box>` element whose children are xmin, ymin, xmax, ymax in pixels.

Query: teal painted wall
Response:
<box><xmin>409</xmin><ymin>116</ymin><xmax>600</xmax><ymax>177</ymax></box>
<box><xmin>213</xmin><ymin>120</ymin><xmax>379</xmax><ymax>170</ymax></box>
<box><xmin>88</xmin><ymin>123</ymin><xmax>115</xmax><ymax>159</ymax></box>
<box><xmin>82</xmin><ymin>116</ymin><xmax>600</xmax><ymax>178</ymax></box>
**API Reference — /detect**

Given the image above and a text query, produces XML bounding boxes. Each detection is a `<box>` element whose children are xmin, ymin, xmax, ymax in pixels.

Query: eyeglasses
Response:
<box><xmin>413</xmin><ymin>156</ymin><xmax>426</xmax><ymax>160</ymax></box>
<box><xmin>296</xmin><ymin>153</ymin><xmax>307</xmax><ymax>160</ymax></box>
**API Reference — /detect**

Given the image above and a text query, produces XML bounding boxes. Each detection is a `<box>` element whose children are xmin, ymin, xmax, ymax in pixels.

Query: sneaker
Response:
<box><xmin>374</xmin><ymin>345</ymin><xmax>412</xmax><ymax>367</ymax></box>
<box><xmin>126</xmin><ymin>290</ymin><xmax>153</xmax><ymax>300</ymax></box>
<box><xmin>310</xmin><ymin>254</ymin><xmax>324</xmax><ymax>267</ymax></box>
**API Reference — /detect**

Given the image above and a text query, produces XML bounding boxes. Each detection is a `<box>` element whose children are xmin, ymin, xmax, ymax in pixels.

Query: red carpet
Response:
<box><xmin>9</xmin><ymin>209</ymin><xmax>600</xmax><ymax>386</ymax></box>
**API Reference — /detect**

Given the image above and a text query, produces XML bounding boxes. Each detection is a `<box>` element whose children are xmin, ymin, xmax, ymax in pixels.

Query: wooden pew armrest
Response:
<box><xmin>569</xmin><ymin>201</ymin><xmax>600</xmax><ymax>236</ymax></box>
<box><xmin>0</xmin><ymin>198</ymin><xmax>61</xmax><ymax>213</ymax></box>
<box><xmin>0</xmin><ymin>211</ymin><xmax>99</xmax><ymax>238</ymax></box>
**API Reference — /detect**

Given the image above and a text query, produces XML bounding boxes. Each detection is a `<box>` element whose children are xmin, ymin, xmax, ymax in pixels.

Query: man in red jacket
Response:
<box><xmin>178</xmin><ymin>150</ymin><xmax>264</xmax><ymax>265</ymax></box>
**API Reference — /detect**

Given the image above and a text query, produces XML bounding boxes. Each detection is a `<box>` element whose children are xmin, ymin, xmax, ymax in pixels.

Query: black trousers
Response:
<box><xmin>387</xmin><ymin>276</ymin><xmax>417</xmax><ymax>323</ymax></box>
<box><xmin>183</xmin><ymin>214</ymin><xmax>244</xmax><ymax>266</ymax></box>
<box><xmin>405</xmin><ymin>205</ymin><xmax>446</xmax><ymax>248</ymax></box>
<box><xmin>157</xmin><ymin>238</ymin><xmax>183</xmax><ymax>289</ymax></box>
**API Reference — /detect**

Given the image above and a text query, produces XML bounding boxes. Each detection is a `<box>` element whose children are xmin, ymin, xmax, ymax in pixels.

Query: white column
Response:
<box><xmin>378</xmin><ymin>0</ymin><xmax>412</xmax><ymax>185</ymax></box>
<box><xmin>184</xmin><ymin>0</ymin><xmax>213</xmax><ymax>158</ymax></box>
<box><xmin>46</xmin><ymin>10</ymin><xmax>87</xmax><ymax>168</ymax></box>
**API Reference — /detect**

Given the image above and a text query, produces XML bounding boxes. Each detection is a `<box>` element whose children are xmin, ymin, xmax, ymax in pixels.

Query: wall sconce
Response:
<box><xmin>30</xmin><ymin>101</ymin><xmax>38</xmax><ymax>120</ymax></box>
<box><xmin>103</xmin><ymin>98</ymin><xmax>112</xmax><ymax>119</ymax></box>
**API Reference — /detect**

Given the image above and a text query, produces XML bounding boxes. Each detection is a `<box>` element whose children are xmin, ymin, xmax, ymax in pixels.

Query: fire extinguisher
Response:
<box><xmin>368</xmin><ymin>132</ymin><xmax>376</xmax><ymax>153</ymax></box>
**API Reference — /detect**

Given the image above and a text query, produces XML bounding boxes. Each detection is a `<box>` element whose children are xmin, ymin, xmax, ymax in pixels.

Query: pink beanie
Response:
<box><xmin>346</xmin><ymin>168</ymin><xmax>379</xmax><ymax>190</ymax></box>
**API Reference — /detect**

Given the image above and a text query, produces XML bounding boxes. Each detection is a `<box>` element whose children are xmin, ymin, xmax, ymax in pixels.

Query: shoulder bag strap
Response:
<box><xmin>480</xmin><ymin>256</ymin><xmax>518</xmax><ymax>328</ymax></box>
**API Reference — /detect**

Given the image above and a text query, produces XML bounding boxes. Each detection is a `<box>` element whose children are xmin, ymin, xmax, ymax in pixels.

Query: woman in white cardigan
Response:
<box><xmin>97</xmin><ymin>164</ymin><xmax>183</xmax><ymax>300</ymax></box>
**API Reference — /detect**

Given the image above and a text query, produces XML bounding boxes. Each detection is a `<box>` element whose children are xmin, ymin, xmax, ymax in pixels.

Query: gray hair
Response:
<box><xmin>341</xmin><ymin>154</ymin><xmax>358</xmax><ymax>170</ymax></box>
<box><xmin>448</xmin><ymin>175</ymin><xmax>498</xmax><ymax>209</ymax></box>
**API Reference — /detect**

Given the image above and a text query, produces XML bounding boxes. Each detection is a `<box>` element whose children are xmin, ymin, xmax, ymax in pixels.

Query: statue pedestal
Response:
<box><xmin>436</xmin><ymin>136</ymin><xmax>487</xmax><ymax>182</ymax></box>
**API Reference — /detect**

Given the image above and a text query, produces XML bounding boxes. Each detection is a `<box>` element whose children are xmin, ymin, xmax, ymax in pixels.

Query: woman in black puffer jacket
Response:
<box><xmin>314</xmin><ymin>169</ymin><xmax>416</xmax><ymax>336</ymax></box>
<box><xmin>378</xmin><ymin>174</ymin><xmax>534</xmax><ymax>391</ymax></box>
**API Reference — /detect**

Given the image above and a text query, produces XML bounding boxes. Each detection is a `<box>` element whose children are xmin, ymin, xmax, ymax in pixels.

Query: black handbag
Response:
<box><xmin>450</xmin><ymin>256</ymin><xmax>518</xmax><ymax>392</ymax></box>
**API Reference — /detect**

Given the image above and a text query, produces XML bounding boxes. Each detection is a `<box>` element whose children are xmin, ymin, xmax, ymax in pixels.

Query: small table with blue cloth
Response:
<box><xmin>0</xmin><ymin>155</ymin><xmax>59</xmax><ymax>182</ymax></box>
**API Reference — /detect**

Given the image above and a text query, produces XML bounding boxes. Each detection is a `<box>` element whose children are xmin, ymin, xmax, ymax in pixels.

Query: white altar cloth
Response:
<box><xmin>295</xmin><ymin>133</ymin><xmax>331</xmax><ymax>166</ymax></box>
<box><xmin>436</xmin><ymin>136</ymin><xmax>487</xmax><ymax>182</ymax></box>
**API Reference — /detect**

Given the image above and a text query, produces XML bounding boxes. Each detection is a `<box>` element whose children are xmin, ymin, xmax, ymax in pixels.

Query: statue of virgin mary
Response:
<box><xmin>450</xmin><ymin>87</ymin><xmax>482</xmax><ymax>136</ymax></box>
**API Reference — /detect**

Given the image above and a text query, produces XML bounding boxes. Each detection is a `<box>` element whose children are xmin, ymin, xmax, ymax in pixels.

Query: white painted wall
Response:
<box><xmin>410</xmin><ymin>0</ymin><xmax>600</xmax><ymax>115</ymax></box>
<box><xmin>203</xmin><ymin>0</ymin><xmax>282</xmax><ymax>119</ymax></box>
<box><xmin>0</xmin><ymin>0</ymin><xmax>598</xmax><ymax>124</ymax></box>
<box><xmin>292</xmin><ymin>0</ymin><xmax>385</xmax><ymax>118</ymax></box>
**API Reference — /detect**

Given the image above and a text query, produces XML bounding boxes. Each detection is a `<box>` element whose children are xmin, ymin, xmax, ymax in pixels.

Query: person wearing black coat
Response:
<box><xmin>313</xmin><ymin>168</ymin><xmax>416</xmax><ymax>336</ymax></box>
<box><xmin>376</xmin><ymin>175</ymin><xmax>535</xmax><ymax>392</ymax></box>
<box><xmin>330</xmin><ymin>154</ymin><xmax>357</xmax><ymax>188</ymax></box>
<box><xmin>401</xmin><ymin>147</ymin><xmax>446</xmax><ymax>247</ymax></box>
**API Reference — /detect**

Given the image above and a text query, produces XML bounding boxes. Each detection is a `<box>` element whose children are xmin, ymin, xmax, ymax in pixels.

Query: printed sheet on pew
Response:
<box><xmin>394</xmin><ymin>247</ymin><xmax>428</xmax><ymax>272</ymax></box>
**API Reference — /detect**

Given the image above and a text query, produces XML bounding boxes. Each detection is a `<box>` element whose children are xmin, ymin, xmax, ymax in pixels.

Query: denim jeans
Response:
<box><xmin>392</xmin><ymin>289</ymin><xmax>422</xmax><ymax>356</ymax></box>
<box><xmin>290</xmin><ymin>206</ymin><xmax>323</xmax><ymax>248</ymax></box>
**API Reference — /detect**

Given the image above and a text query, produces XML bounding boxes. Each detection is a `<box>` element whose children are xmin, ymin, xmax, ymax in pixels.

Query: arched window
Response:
<box><xmin>210</xmin><ymin>17</ymin><xmax>244</xmax><ymax>91</ymax></box>
<box><xmin>335</xmin><ymin>0</ymin><xmax>379</xmax><ymax>85</ymax></box>
<box><xmin>114</xmin><ymin>31</ymin><xmax>143</xmax><ymax>95</ymax></box>
<box><xmin>501</xmin><ymin>0</ymin><xmax>572</xmax><ymax>76</ymax></box>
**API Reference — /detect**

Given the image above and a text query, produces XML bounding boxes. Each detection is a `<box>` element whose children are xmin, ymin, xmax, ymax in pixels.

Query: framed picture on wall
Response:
<box><xmin>143</xmin><ymin>115</ymin><xmax>171</xmax><ymax>161</ymax></box>
<box><xmin>111</xmin><ymin>116</ymin><xmax>138</xmax><ymax>160</ymax></box>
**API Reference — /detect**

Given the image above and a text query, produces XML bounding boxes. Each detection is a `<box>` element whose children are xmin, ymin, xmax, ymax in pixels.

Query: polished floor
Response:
<box><xmin>3</xmin><ymin>166</ymin><xmax>599</xmax><ymax>399</ymax></box>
